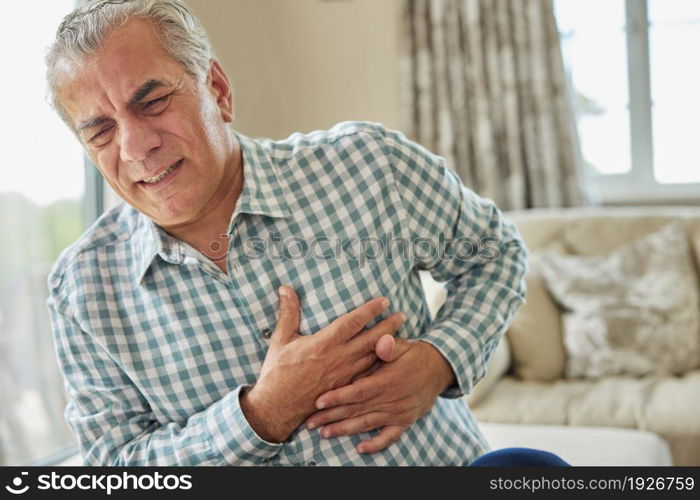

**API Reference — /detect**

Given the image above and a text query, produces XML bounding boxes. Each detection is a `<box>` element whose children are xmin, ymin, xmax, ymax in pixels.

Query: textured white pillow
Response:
<box><xmin>533</xmin><ymin>222</ymin><xmax>700</xmax><ymax>379</ymax></box>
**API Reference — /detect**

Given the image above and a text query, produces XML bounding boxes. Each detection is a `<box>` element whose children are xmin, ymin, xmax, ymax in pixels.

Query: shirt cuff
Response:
<box><xmin>204</xmin><ymin>385</ymin><xmax>284</xmax><ymax>464</ymax></box>
<box><xmin>419</xmin><ymin>324</ymin><xmax>481</xmax><ymax>399</ymax></box>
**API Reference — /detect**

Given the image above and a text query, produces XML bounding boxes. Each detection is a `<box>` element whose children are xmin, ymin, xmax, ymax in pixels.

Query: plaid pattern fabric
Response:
<box><xmin>48</xmin><ymin>121</ymin><xmax>528</xmax><ymax>465</ymax></box>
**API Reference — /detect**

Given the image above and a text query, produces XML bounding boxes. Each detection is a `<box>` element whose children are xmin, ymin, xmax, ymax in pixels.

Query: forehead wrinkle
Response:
<box><xmin>75</xmin><ymin>77</ymin><xmax>174</xmax><ymax>134</ymax></box>
<box><xmin>60</xmin><ymin>21</ymin><xmax>189</xmax><ymax>135</ymax></box>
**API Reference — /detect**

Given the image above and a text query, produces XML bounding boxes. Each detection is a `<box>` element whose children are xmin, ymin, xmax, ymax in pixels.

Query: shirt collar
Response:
<box><xmin>131</xmin><ymin>212</ymin><xmax>182</xmax><ymax>285</ymax></box>
<box><xmin>130</xmin><ymin>129</ymin><xmax>291</xmax><ymax>285</ymax></box>
<box><xmin>232</xmin><ymin>130</ymin><xmax>291</xmax><ymax>221</ymax></box>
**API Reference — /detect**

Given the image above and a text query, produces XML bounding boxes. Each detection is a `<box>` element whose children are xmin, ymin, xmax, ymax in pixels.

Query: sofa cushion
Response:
<box><xmin>478</xmin><ymin>422</ymin><xmax>673</xmax><ymax>466</ymax></box>
<box><xmin>467</xmin><ymin>336</ymin><xmax>511</xmax><ymax>406</ymax></box>
<box><xmin>562</xmin><ymin>216</ymin><xmax>680</xmax><ymax>255</ymax></box>
<box><xmin>506</xmin><ymin>273</ymin><xmax>566</xmax><ymax>381</ymax></box>
<box><xmin>501</xmin><ymin>208</ymin><xmax>700</xmax><ymax>384</ymax></box>
<box><xmin>471</xmin><ymin>370</ymin><xmax>700</xmax><ymax>466</ymax></box>
<box><xmin>559</xmin><ymin>214</ymin><xmax>700</xmax><ymax>270</ymax></box>
<box><xmin>534</xmin><ymin>222</ymin><xmax>700</xmax><ymax>378</ymax></box>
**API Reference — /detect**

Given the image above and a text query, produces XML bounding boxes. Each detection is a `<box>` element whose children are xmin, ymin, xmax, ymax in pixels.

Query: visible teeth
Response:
<box><xmin>142</xmin><ymin>163</ymin><xmax>177</xmax><ymax>184</ymax></box>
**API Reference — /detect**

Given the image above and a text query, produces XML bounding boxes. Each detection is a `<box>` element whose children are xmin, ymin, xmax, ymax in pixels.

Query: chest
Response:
<box><xmin>78</xmin><ymin>170</ymin><xmax>434</xmax><ymax>421</ymax></box>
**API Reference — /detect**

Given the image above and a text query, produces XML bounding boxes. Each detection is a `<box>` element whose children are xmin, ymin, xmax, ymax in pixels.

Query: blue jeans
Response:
<box><xmin>469</xmin><ymin>447</ymin><xmax>570</xmax><ymax>466</ymax></box>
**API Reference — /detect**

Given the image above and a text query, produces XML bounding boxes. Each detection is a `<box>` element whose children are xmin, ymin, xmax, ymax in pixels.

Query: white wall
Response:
<box><xmin>187</xmin><ymin>0</ymin><xmax>404</xmax><ymax>139</ymax></box>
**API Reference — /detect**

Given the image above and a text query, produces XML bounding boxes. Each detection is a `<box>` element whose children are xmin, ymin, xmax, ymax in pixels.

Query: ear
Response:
<box><xmin>207</xmin><ymin>59</ymin><xmax>234</xmax><ymax>123</ymax></box>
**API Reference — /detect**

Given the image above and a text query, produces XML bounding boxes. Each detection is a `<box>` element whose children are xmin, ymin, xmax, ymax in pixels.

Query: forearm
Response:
<box><xmin>239</xmin><ymin>384</ymin><xmax>310</xmax><ymax>443</ymax></box>
<box><xmin>416</xmin><ymin>340</ymin><xmax>456</xmax><ymax>394</ymax></box>
<box><xmin>382</xmin><ymin>125</ymin><xmax>527</xmax><ymax>397</ymax></box>
<box><xmin>421</xmin><ymin>238</ymin><xmax>528</xmax><ymax>397</ymax></box>
<box><xmin>49</xmin><ymin>305</ymin><xmax>282</xmax><ymax>466</ymax></box>
<box><xmin>74</xmin><ymin>385</ymin><xmax>283</xmax><ymax>466</ymax></box>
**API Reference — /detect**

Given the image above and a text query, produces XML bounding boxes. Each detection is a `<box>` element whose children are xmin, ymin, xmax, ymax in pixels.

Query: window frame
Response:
<box><xmin>84</xmin><ymin>158</ymin><xmax>105</xmax><ymax>226</ymax></box>
<box><xmin>574</xmin><ymin>0</ymin><xmax>700</xmax><ymax>204</ymax></box>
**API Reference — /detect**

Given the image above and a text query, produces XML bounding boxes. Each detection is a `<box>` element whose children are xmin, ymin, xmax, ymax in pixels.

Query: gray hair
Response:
<box><xmin>46</xmin><ymin>0</ymin><xmax>214</xmax><ymax>128</ymax></box>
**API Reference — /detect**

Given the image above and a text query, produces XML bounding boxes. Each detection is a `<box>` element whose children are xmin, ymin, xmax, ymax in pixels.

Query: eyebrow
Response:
<box><xmin>77</xmin><ymin>79</ymin><xmax>170</xmax><ymax>132</ymax></box>
<box><xmin>127</xmin><ymin>78</ymin><xmax>169</xmax><ymax>108</ymax></box>
<box><xmin>77</xmin><ymin>116</ymin><xmax>111</xmax><ymax>133</ymax></box>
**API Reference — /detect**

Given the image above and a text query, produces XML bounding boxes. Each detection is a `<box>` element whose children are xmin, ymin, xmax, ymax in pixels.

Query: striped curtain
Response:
<box><xmin>400</xmin><ymin>0</ymin><xmax>587</xmax><ymax>209</ymax></box>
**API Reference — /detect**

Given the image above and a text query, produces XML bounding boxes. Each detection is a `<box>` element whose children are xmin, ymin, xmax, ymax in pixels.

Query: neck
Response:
<box><xmin>163</xmin><ymin>142</ymin><xmax>244</xmax><ymax>274</ymax></box>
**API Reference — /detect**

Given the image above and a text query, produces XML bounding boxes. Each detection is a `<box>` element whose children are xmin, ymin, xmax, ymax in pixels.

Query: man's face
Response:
<box><xmin>56</xmin><ymin>19</ymin><xmax>235</xmax><ymax>228</ymax></box>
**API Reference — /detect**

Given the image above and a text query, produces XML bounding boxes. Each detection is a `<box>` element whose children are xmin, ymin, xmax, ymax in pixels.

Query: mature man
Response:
<box><xmin>46</xmin><ymin>0</ymin><xmax>528</xmax><ymax>466</ymax></box>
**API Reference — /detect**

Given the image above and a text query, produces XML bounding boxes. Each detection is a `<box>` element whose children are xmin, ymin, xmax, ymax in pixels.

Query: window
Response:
<box><xmin>649</xmin><ymin>0</ymin><xmax>700</xmax><ymax>184</ymax></box>
<box><xmin>555</xmin><ymin>0</ymin><xmax>700</xmax><ymax>203</ymax></box>
<box><xmin>0</xmin><ymin>1</ymin><xmax>85</xmax><ymax>464</ymax></box>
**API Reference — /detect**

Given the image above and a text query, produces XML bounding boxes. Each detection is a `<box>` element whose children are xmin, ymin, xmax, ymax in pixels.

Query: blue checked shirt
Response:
<box><xmin>48</xmin><ymin>122</ymin><xmax>528</xmax><ymax>466</ymax></box>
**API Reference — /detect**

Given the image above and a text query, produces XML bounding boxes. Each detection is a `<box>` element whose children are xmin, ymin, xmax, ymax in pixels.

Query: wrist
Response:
<box><xmin>240</xmin><ymin>384</ymin><xmax>295</xmax><ymax>443</ymax></box>
<box><xmin>419</xmin><ymin>341</ymin><xmax>456</xmax><ymax>394</ymax></box>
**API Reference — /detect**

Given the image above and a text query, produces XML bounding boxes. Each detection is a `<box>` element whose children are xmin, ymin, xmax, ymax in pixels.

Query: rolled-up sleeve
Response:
<box><xmin>381</xmin><ymin>127</ymin><xmax>528</xmax><ymax>398</ymax></box>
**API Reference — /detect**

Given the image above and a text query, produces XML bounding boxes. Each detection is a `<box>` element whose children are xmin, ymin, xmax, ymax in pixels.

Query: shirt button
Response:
<box><xmin>308</xmin><ymin>461</ymin><xmax>317</xmax><ymax>466</ymax></box>
<box><xmin>261</xmin><ymin>328</ymin><xmax>272</xmax><ymax>339</ymax></box>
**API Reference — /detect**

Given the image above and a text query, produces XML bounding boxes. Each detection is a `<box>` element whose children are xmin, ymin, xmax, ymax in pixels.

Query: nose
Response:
<box><xmin>119</xmin><ymin>117</ymin><xmax>161</xmax><ymax>163</ymax></box>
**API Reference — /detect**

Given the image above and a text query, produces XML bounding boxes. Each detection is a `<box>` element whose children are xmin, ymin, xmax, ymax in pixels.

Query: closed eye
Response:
<box><xmin>142</xmin><ymin>94</ymin><xmax>171</xmax><ymax>114</ymax></box>
<box><xmin>89</xmin><ymin>126</ymin><xmax>114</xmax><ymax>147</ymax></box>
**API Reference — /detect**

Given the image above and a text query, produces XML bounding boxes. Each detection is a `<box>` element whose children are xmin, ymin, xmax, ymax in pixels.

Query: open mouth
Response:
<box><xmin>139</xmin><ymin>159</ymin><xmax>183</xmax><ymax>186</ymax></box>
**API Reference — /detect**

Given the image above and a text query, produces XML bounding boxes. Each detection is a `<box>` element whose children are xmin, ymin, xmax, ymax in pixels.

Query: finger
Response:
<box><xmin>356</xmin><ymin>425</ymin><xmax>407</xmax><ymax>454</ymax></box>
<box><xmin>375</xmin><ymin>335</ymin><xmax>395</xmax><ymax>361</ymax></box>
<box><xmin>273</xmin><ymin>285</ymin><xmax>300</xmax><ymax>344</ymax></box>
<box><xmin>351</xmin><ymin>360</ymin><xmax>381</xmax><ymax>383</ymax></box>
<box><xmin>376</xmin><ymin>336</ymin><xmax>412</xmax><ymax>363</ymax></box>
<box><xmin>323</xmin><ymin>296</ymin><xmax>390</xmax><ymax>343</ymax></box>
<box><xmin>306</xmin><ymin>403</ymin><xmax>364</xmax><ymax>430</ymax></box>
<box><xmin>350</xmin><ymin>352</ymin><xmax>377</xmax><ymax>377</ymax></box>
<box><xmin>345</xmin><ymin>312</ymin><xmax>404</xmax><ymax>357</ymax></box>
<box><xmin>316</xmin><ymin>374</ymin><xmax>382</xmax><ymax>409</ymax></box>
<box><xmin>319</xmin><ymin>412</ymin><xmax>386</xmax><ymax>439</ymax></box>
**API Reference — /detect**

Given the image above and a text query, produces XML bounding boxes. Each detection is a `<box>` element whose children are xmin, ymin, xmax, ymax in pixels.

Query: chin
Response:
<box><xmin>153</xmin><ymin>200</ymin><xmax>202</xmax><ymax>228</ymax></box>
<box><xmin>152</xmin><ymin>211</ymin><xmax>192</xmax><ymax>228</ymax></box>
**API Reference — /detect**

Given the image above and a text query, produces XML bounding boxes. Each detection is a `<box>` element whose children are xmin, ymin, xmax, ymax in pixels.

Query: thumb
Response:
<box><xmin>375</xmin><ymin>335</ymin><xmax>411</xmax><ymax>362</ymax></box>
<box><xmin>274</xmin><ymin>285</ymin><xmax>300</xmax><ymax>344</ymax></box>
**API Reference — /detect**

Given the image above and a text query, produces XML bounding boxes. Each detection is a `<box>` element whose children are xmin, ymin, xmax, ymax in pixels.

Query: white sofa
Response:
<box><xmin>423</xmin><ymin>206</ymin><xmax>700</xmax><ymax>466</ymax></box>
<box><xmin>478</xmin><ymin>422</ymin><xmax>672</xmax><ymax>466</ymax></box>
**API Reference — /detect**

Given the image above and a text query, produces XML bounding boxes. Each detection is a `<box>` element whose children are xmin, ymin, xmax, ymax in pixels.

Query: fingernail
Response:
<box><xmin>356</xmin><ymin>445</ymin><xmax>366</xmax><ymax>454</ymax></box>
<box><xmin>317</xmin><ymin>400</ymin><xmax>326</xmax><ymax>410</ymax></box>
<box><xmin>380</xmin><ymin>297</ymin><xmax>390</xmax><ymax>309</ymax></box>
<box><xmin>399</xmin><ymin>312</ymin><xmax>407</xmax><ymax>322</ymax></box>
<box><xmin>307</xmin><ymin>421</ymin><xmax>317</xmax><ymax>430</ymax></box>
<box><xmin>321</xmin><ymin>428</ymin><xmax>331</xmax><ymax>438</ymax></box>
<box><xmin>279</xmin><ymin>286</ymin><xmax>289</xmax><ymax>299</ymax></box>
